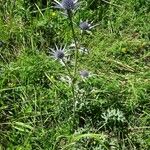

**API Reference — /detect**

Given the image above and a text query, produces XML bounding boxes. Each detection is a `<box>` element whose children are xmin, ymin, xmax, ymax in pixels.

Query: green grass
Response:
<box><xmin>0</xmin><ymin>0</ymin><xmax>150</xmax><ymax>149</ymax></box>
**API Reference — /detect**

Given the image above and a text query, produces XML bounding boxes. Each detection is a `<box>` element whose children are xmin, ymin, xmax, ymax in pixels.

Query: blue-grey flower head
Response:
<box><xmin>54</xmin><ymin>0</ymin><xmax>78</xmax><ymax>11</ymax></box>
<box><xmin>79</xmin><ymin>20</ymin><xmax>98</xmax><ymax>32</ymax></box>
<box><xmin>50</xmin><ymin>44</ymin><xmax>66</xmax><ymax>60</ymax></box>
<box><xmin>80</xmin><ymin>70</ymin><xmax>89</xmax><ymax>78</ymax></box>
<box><xmin>79</xmin><ymin>21</ymin><xmax>90</xmax><ymax>30</ymax></box>
<box><xmin>54</xmin><ymin>50</ymin><xmax>65</xmax><ymax>59</ymax></box>
<box><xmin>62</xmin><ymin>0</ymin><xmax>74</xmax><ymax>10</ymax></box>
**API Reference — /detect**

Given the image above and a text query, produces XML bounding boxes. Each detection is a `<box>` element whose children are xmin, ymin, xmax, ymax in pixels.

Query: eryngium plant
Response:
<box><xmin>53</xmin><ymin>0</ymin><xmax>96</xmax><ymax>125</ymax></box>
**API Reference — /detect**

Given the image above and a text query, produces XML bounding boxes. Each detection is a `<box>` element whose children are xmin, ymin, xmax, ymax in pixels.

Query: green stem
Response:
<box><xmin>67</xmin><ymin>11</ymin><xmax>78</xmax><ymax>77</ymax></box>
<box><xmin>62</xmin><ymin>60</ymin><xmax>72</xmax><ymax>78</ymax></box>
<box><xmin>62</xmin><ymin>60</ymin><xmax>75</xmax><ymax>103</ymax></box>
<box><xmin>62</xmin><ymin>58</ymin><xmax>76</xmax><ymax>124</ymax></box>
<box><xmin>67</xmin><ymin>10</ymin><xmax>79</xmax><ymax>125</ymax></box>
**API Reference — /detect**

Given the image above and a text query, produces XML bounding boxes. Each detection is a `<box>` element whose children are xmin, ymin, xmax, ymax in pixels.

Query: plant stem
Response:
<box><xmin>62</xmin><ymin>60</ymin><xmax>76</xmax><ymax>122</ymax></box>
<box><xmin>67</xmin><ymin>11</ymin><xmax>78</xmax><ymax>77</ymax></box>
<box><xmin>62</xmin><ymin>60</ymin><xmax>72</xmax><ymax>78</ymax></box>
<box><xmin>67</xmin><ymin>10</ymin><xmax>79</xmax><ymax>125</ymax></box>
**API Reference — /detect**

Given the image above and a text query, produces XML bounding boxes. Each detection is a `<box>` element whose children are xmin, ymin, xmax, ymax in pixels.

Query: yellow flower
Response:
<box><xmin>51</xmin><ymin>12</ymin><xmax>56</xmax><ymax>17</ymax></box>
<box><xmin>121</xmin><ymin>48</ymin><xmax>127</xmax><ymax>53</ymax></box>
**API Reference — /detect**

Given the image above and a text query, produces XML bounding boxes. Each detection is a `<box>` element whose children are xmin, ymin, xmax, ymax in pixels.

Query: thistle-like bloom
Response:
<box><xmin>54</xmin><ymin>0</ymin><xmax>78</xmax><ymax>11</ymax></box>
<box><xmin>50</xmin><ymin>44</ymin><xmax>66</xmax><ymax>60</ymax></box>
<box><xmin>80</xmin><ymin>70</ymin><xmax>89</xmax><ymax>78</ymax></box>
<box><xmin>79</xmin><ymin>20</ymin><xmax>98</xmax><ymax>33</ymax></box>
<box><xmin>54</xmin><ymin>50</ymin><xmax>65</xmax><ymax>59</ymax></box>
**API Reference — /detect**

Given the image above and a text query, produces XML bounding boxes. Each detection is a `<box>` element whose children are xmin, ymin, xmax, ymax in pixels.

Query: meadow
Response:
<box><xmin>0</xmin><ymin>0</ymin><xmax>150</xmax><ymax>149</ymax></box>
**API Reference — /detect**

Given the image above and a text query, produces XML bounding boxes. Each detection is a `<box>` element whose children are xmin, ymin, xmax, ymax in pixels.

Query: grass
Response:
<box><xmin>0</xmin><ymin>0</ymin><xmax>150</xmax><ymax>149</ymax></box>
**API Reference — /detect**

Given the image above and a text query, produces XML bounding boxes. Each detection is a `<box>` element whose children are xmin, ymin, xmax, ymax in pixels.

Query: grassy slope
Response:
<box><xmin>0</xmin><ymin>0</ymin><xmax>150</xmax><ymax>149</ymax></box>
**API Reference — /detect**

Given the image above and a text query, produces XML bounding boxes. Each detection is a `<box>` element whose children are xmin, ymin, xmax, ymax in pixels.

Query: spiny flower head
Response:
<box><xmin>54</xmin><ymin>50</ymin><xmax>65</xmax><ymax>59</ymax></box>
<box><xmin>54</xmin><ymin>0</ymin><xmax>78</xmax><ymax>11</ymax></box>
<box><xmin>79</xmin><ymin>20</ymin><xmax>98</xmax><ymax>33</ymax></box>
<box><xmin>50</xmin><ymin>44</ymin><xmax>66</xmax><ymax>60</ymax></box>
<box><xmin>79</xmin><ymin>21</ymin><xmax>90</xmax><ymax>30</ymax></box>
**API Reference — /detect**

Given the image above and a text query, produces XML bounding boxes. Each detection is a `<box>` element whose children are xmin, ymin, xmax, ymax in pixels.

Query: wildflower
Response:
<box><xmin>54</xmin><ymin>0</ymin><xmax>78</xmax><ymax>11</ymax></box>
<box><xmin>80</xmin><ymin>21</ymin><xmax>90</xmax><ymax>30</ymax></box>
<box><xmin>80</xmin><ymin>70</ymin><xmax>89</xmax><ymax>78</ymax></box>
<box><xmin>79</xmin><ymin>20</ymin><xmax>98</xmax><ymax>33</ymax></box>
<box><xmin>51</xmin><ymin>12</ymin><xmax>56</xmax><ymax>17</ymax></box>
<box><xmin>50</xmin><ymin>44</ymin><xmax>66</xmax><ymax>60</ymax></box>
<box><xmin>54</xmin><ymin>50</ymin><xmax>64</xmax><ymax>59</ymax></box>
